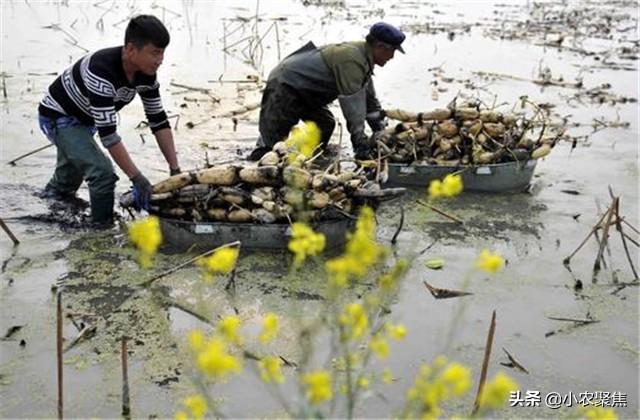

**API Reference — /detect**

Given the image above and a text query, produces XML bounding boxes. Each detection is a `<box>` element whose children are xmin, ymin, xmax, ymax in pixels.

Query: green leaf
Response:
<box><xmin>424</xmin><ymin>258</ymin><xmax>445</xmax><ymax>270</ymax></box>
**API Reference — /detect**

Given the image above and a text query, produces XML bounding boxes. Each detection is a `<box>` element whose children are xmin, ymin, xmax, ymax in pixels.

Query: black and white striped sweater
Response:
<box><xmin>38</xmin><ymin>46</ymin><xmax>170</xmax><ymax>148</ymax></box>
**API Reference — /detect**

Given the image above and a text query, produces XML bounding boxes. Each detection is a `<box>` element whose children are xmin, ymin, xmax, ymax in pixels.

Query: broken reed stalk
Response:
<box><xmin>547</xmin><ymin>316</ymin><xmax>599</xmax><ymax>324</ymax></box>
<box><xmin>563</xmin><ymin>205</ymin><xmax>611</xmax><ymax>264</ymax></box>
<box><xmin>621</xmin><ymin>231</ymin><xmax>639</xmax><ymax>247</ymax></box>
<box><xmin>7</xmin><ymin>143</ymin><xmax>54</xmax><ymax>166</ymax></box>
<box><xmin>121</xmin><ymin>338</ymin><xmax>131</xmax><ymax>418</ymax></box>
<box><xmin>223</xmin><ymin>35</ymin><xmax>253</xmax><ymax>52</ymax></box>
<box><xmin>274</xmin><ymin>21</ymin><xmax>281</xmax><ymax>62</ymax></box>
<box><xmin>57</xmin><ymin>292</ymin><xmax>63</xmax><ymax>420</ymax></box>
<box><xmin>592</xmin><ymin>230</ymin><xmax>608</xmax><ymax>270</ymax></box>
<box><xmin>614</xmin><ymin>199</ymin><xmax>639</xmax><ymax>279</ymax></box>
<box><xmin>222</xmin><ymin>21</ymin><xmax>227</xmax><ymax>52</ymax></box>
<box><xmin>501</xmin><ymin>347</ymin><xmax>529</xmax><ymax>374</ymax></box>
<box><xmin>622</xmin><ymin>219</ymin><xmax>639</xmax><ymax>235</ymax></box>
<box><xmin>416</xmin><ymin>199</ymin><xmax>464</xmax><ymax>224</ymax></box>
<box><xmin>0</xmin><ymin>217</ymin><xmax>19</xmax><ymax>245</ymax></box>
<box><xmin>139</xmin><ymin>240</ymin><xmax>241</xmax><ymax>288</ymax></box>
<box><xmin>375</xmin><ymin>144</ymin><xmax>382</xmax><ymax>183</ymax></box>
<box><xmin>63</xmin><ymin>323</ymin><xmax>97</xmax><ymax>353</ymax></box>
<box><xmin>167</xmin><ymin>299</ymin><xmax>215</xmax><ymax>326</ymax></box>
<box><xmin>225</xmin><ymin>268</ymin><xmax>237</xmax><ymax>296</ymax></box>
<box><xmin>564</xmin><ymin>194</ymin><xmax>638</xmax><ymax>281</ymax></box>
<box><xmin>391</xmin><ymin>207</ymin><xmax>404</xmax><ymax>245</ymax></box>
<box><xmin>472</xmin><ymin>310</ymin><xmax>497</xmax><ymax>415</ymax></box>
<box><xmin>593</xmin><ymin>198</ymin><xmax>617</xmax><ymax>276</ymax></box>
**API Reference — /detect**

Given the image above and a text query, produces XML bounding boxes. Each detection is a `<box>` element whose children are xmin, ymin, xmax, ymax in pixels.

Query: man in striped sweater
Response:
<box><xmin>38</xmin><ymin>14</ymin><xmax>180</xmax><ymax>226</ymax></box>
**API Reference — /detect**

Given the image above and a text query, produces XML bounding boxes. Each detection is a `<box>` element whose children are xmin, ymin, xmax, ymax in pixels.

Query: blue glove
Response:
<box><xmin>131</xmin><ymin>172</ymin><xmax>152</xmax><ymax>211</ymax></box>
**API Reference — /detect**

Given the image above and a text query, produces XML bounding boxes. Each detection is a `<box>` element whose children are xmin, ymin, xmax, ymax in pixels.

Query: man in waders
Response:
<box><xmin>248</xmin><ymin>22</ymin><xmax>405</xmax><ymax>161</ymax></box>
<box><xmin>38</xmin><ymin>15</ymin><xmax>180</xmax><ymax>226</ymax></box>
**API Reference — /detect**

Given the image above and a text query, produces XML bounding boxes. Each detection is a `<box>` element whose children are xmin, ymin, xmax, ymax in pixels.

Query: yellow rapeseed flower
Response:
<box><xmin>332</xmin><ymin>353</ymin><xmax>361</xmax><ymax>371</ymax></box>
<box><xmin>434</xmin><ymin>356</ymin><xmax>448</xmax><ymax>368</ymax></box>
<box><xmin>325</xmin><ymin>256</ymin><xmax>357</xmax><ymax>289</ymax></box>
<box><xmin>188</xmin><ymin>330</ymin><xmax>205</xmax><ymax>352</ymax></box>
<box><xmin>420</xmin><ymin>401</ymin><xmax>442</xmax><ymax>420</ymax></box>
<box><xmin>301</xmin><ymin>370</ymin><xmax>333</xmax><ymax>405</ymax></box>
<box><xmin>288</xmin><ymin>223</ymin><xmax>326</xmax><ymax>268</ymax></box>
<box><xmin>258</xmin><ymin>356</ymin><xmax>285</xmax><ymax>384</ymax></box>
<box><xmin>476</xmin><ymin>249</ymin><xmax>505</xmax><ymax>273</ymax></box>
<box><xmin>259</xmin><ymin>313</ymin><xmax>279</xmax><ymax>344</ymax></box>
<box><xmin>419</xmin><ymin>364</ymin><xmax>432</xmax><ymax>378</ymax></box>
<box><xmin>428</xmin><ymin>179</ymin><xmax>443</xmax><ymax>199</ymax></box>
<box><xmin>428</xmin><ymin>174</ymin><xmax>463</xmax><ymax>199</ymax></box>
<box><xmin>386</xmin><ymin>323</ymin><xmax>407</xmax><ymax>340</ymax></box>
<box><xmin>128</xmin><ymin>215</ymin><xmax>162</xmax><ymax>268</ymax></box>
<box><xmin>346</xmin><ymin>207</ymin><xmax>381</xmax><ymax>267</ymax></box>
<box><xmin>196</xmin><ymin>337</ymin><xmax>242</xmax><ymax>379</ymax></box>
<box><xmin>382</xmin><ymin>368</ymin><xmax>394</xmax><ymax>384</ymax></box>
<box><xmin>285</xmin><ymin>121</ymin><xmax>321</xmax><ymax>158</ymax></box>
<box><xmin>403</xmin><ymin>359</ymin><xmax>475</xmax><ymax>419</ymax></box>
<box><xmin>174</xmin><ymin>411</ymin><xmax>187</xmax><ymax>420</ymax></box>
<box><xmin>197</xmin><ymin>246</ymin><xmax>240</xmax><ymax>282</ymax></box>
<box><xmin>478</xmin><ymin>371</ymin><xmax>518</xmax><ymax>410</ymax></box>
<box><xmin>183</xmin><ymin>395</ymin><xmax>207</xmax><ymax>420</ymax></box>
<box><xmin>217</xmin><ymin>315</ymin><xmax>242</xmax><ymax>345</ymax></box>
<box><xmin>441</xmin><ymin>174</ymin><xmax>463</xmax><ymax>197</ymax></box>
<box><xmin>370</xmin><ymin>333</ymin><xmax>390</xmax><ymax>359</ymax></box>
<box><xmin>579</xmin><ymin>405</ymin><xmax>618</xmax><ymax>420</ymax></box>
<box><xmin>441</xmin><ymin>363</ymin><xmax>472</xmax><ymax>396</ymax></box>
<box><xmin>331</xmin><ymin>356</ymin><xmax>347</xmax><ymax>371</ymax></box>
<box><xmin>348</xmin><ymin>352</ymin><xmax>361</xmax><ymax>367</ymax></box>
<box><xmin>357</xmin><ymin>376</ymin><xmax>370</xmax><ymax>389</ymax></box>
<box><xmin>407</xmin><ymin>385</ymin><xmax>419</xmax><ymax>402</ymax></box>
<box><xmin>326</xmin><ymin>207</ymin><xmax>383</xmax><ymax>288</ymax></box>
<box><xmin>378</xmin><ymin>272</ymin><xmax>395</xmax><ymax>291</ymax></box>
<box><xmin>339</xmin><ymin>303</ymin><xmax>369</xmax><ymax>341</ymax></box>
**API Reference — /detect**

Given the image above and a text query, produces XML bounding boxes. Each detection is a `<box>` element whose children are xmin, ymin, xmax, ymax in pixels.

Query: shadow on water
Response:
<box><xmin>378</xmin><ymin>186</ymin><xmax>547</xmax><ymax>245</ymax></box>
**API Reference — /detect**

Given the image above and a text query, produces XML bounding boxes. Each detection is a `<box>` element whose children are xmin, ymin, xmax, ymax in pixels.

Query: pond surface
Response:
<box><xmin>1</xmin><ymin>0</ymin><xmax>638</xmax><ymax>418</ymax></box>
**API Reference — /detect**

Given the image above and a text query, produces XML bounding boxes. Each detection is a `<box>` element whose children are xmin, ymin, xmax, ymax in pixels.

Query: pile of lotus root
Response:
<box><xmin>120</xmin><ymin>140</ymin><xmax>405</xmax><ymax>223</ymax></box>
<box><xmin>377</xmin><ymin>101</ymin><xmax>558</xmax><ymax>165</ymax></box>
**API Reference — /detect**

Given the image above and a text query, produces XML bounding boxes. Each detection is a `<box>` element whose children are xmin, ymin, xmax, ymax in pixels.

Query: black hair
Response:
<box><xmin>366</xmin><ymin>34</ymin><xmax>392</xmax><ymax>49</ymax></box>
<box><xmin>124</xmin><ymin>15</ymin><xmax>170</xmax><ymax>49</ymax></box>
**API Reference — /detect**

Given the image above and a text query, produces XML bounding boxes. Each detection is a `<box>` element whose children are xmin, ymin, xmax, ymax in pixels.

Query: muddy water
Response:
<box><xmin>1</xmin><ymin>0</ymin><xmax>638</xmax><ymax>418</ymax></box>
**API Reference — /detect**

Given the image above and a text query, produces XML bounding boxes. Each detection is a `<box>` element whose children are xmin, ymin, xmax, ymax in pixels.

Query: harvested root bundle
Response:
<box><xmin>120</xmin><ymin>152</ymin><xmax>406</xmax><ymax>224</ymax></box>
<box><xmin>228</xmin><ymin>208</ymin><xmax>253</xmax><ymax>222</ymax></box>
<box><xmin>207</xmin><ymin>208</ymin><xmax>227</xmax><ymax>221</ymax></box>
<box><xmin>531</xmin><ymin>144</ymin><xmax>551</xmax><ymax>159</ymax></box>
<box><xmin>239</xmin><ymin>166</ymin><xmax>280</xmax><ymax>185</ymax></box>
<box><xmin>379</xmin><ymin>99</ymin><xmax>560</xmax><ymax>165</ymax></box>
<box><xmin>153</xmin><ymin>172</ymin><xmax>194</xmax><ymax>194</ymax></box>
<box><xmin>195</xmin><ymin>166</ymin><xmax>238</xmax><ymax>185</ymax></box>
<box><xmin>151</xmin><ymin>166</ymin><xmax>238</xmax><ymax>194</ymax></box>
<box><xmin>258</xmin><ymin>151</ymin><xmax>280</xmax><ymax>166</ymax></box>
<box><xmin>385</xmin><ymin>108</ymin><xmax>451</xmax><ymax>122</ymax></box>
